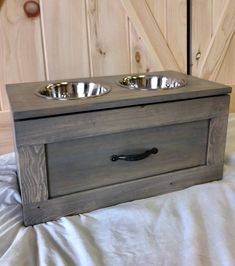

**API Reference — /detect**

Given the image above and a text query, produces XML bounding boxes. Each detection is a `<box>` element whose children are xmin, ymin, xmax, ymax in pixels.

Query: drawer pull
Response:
<box><xmin>111</xmin><ymin>147</ymin><xmax>158</xmax><ymax>162</ymax></box>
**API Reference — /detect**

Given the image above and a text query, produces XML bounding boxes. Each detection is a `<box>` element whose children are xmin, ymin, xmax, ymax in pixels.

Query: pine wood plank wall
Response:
<box><xmin>0</xmin><ymin>0</ymin><xmax>187</xmax><ymax>114</ymax></box>
<box><xmin>0</xmin><ymin>0</ymin><xmax>187</xmax><ymax>154</ymax></box>
<box><xmin>191</xmin><ymin>0</ymin><xmax>235</xmax><ymax>112</ymax></box>
<box><xmin>0</xmin><ymin>0</ymin><xmax>234</xmax><ymax>154</ymax></box>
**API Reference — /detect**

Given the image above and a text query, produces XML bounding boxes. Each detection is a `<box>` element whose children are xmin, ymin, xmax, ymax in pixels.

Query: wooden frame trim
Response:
<box><xmin>14</xmin><ymin>96</ymin><xmax>230</xmax><ymax>146</ymax></box>
<box><xmin>22</xmin><ymin>164</ymin><xmax>223</xmax><ymax>226</ymax></box>
<box><xmin>207</xmin><ymin>114</ymin><xmax>230</xmax><ymax>165</ymax></box>
<box><xmin>17</xmin><ymin>145</ymin><xmax>48</xmax><ymax>204</ymax></box>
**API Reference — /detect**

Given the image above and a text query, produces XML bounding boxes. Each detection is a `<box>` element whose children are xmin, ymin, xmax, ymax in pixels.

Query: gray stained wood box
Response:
<box><xmin>6</xmin><ymin>71</ymin><xmax>231</xmax><ymax>226</ymax></box>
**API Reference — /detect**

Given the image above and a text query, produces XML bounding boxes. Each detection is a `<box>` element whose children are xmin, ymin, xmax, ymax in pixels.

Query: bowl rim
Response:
<box><xmin>35</xmin><ymin>81</ymin><xmax>111</xmax><ymax>100</ymax></box>
<box><xmin>117</xmin><ymin>74</ymin><xmax>186</xmax><ymax>90</ymax></box>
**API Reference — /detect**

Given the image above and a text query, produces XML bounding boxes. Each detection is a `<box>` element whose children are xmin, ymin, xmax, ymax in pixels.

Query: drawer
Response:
<box><xmin>47</xmin><ymin>120</ymin><xmax>209</xmax><ymax>197</ymax></box>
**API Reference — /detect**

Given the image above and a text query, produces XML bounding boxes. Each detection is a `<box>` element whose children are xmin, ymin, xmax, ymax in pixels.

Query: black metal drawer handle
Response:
<box><xmin>111</xmin><ymin>147</ymin><xmax>158</xmax><ymax>162</ymax></box>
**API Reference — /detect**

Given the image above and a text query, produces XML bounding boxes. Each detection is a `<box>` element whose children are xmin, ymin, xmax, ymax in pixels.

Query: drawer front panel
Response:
<box><xmin>47</xmin><ymin>120</ymin><xmax>209</xmax><ymax>197</ymax></box>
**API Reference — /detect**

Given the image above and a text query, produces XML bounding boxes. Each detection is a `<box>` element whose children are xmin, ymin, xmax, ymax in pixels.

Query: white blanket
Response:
<box><xmin>1</xmin><ymin>114</ymin><xmax>235</xmax><ymax>266</ymax></box>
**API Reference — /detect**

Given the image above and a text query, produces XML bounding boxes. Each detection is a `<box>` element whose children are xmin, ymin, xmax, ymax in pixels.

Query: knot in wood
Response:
<box><xmin>195</xmin><ymin>51</ymin><xmax>201</xmax><ymax>60</ymax></box>
<box><xmin>135</xmin><ymin>51</ymin><xmax>141</xmax><ymax>63</ymax></box>
<box><xmin>98</xmin><ymin>48</ymin><xmax>106</xmax><ymax>56</ymax></box>
<box><xmin>23</xmin><ymin>1</ymin><xmax>40</xmax><ymax>18</ymax></box>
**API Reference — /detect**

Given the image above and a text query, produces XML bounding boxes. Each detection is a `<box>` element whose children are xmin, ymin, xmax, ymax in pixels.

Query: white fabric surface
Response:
<box><xmin>0</xmin><ymin>114</ymin><xmax>235</xmax><ymax>266</ymax></box>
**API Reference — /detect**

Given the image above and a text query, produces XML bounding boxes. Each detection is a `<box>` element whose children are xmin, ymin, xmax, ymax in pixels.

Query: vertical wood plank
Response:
<box><xmin>0</xmin><ymin>111</ymin><xmax>14</xmax><ymax>155</ymax></box>
<box><xmin>86</xmin><ymin>0</ymin><xmax>130</xmax><ymax>76</ymax></box>
<box><xmin>191</xmin><ymin>0</ymin><xmax>235</xmax><ymax>83</ymax></box>
<box><xmin>212</xmin><ymin>0</ymin><xmax>228</xmax><ymax>34</ymax></box>
<box><xmin>121</xmin><ymin>0</ymin><xmax>180</xmax><ymax>71</ymax></box>
<box><xmin>129</xmin><ymin>20</ymin><xmax>163</xmax><ymax>73</ymax></box>
<box><xmin>0</xmin><ymin>0</ymin><xmax>45</xmax><ymax>110</ymax></box>
<box><xmin>40</xmin><ymin>0</ymin><xmax>90</xmax><ymax>80</ymax></box>
<box><xmin>207</xmin><ymin>114</ymin><xmax>230</xmax><ymax>165</ymax></box>
<box><xmin>17</xmin><ymin>145</ymin><xmax>48</xmax><ymax>203</ymax></box>
<box><xmin>216</xmin><ymin>32</ymin><xmax>235</xmax><ymax>85</ymax></box>
<box><xmin>198</xmin><ymin>0</ymin><xmax>235</xmax><ymax>80</ymax></box>
<box><xmin>191</xmin><ymin>0</ymin><xmax>212</xmax><ymax>76</ymax></box>
<box><xmin>129</xmin><ymin>0</ymin><xmax>166</xmax><ymax>73</ymax></box>
<box><xmin>166</xmin><ymin>0</ymin><xmax>187</xmax><ymax>72</ymax></box>
<box><xmin>129</xmin><ymin>0</ymin><xmax>187</xmax><ymax>73</ymax></box>
<box><xmin>212</xmin><ymin>0</ymin><xmax>235</xmax><ymax>84</ymax></box>
<box><xmin>146</xmin><ymin>0</ymin><xmax>167</xmax><ymax>37</ymax></box>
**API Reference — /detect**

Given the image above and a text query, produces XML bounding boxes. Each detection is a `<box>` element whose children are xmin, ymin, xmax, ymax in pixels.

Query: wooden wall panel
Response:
<box><xmin>146</xmin><ymin>0</ymin><xmax>166</xmax><ymax>37</ymax></box>
<box><xmin>129</xmin><ymin>0</ymin><xmax>186</xmax><ymax>74</ymax></box>
<box><xmin>166</xmin><ymin>0</ymin><xmax>187</xmax><ymax>72</ymax></box>
<box><xmin>191</xmin><ymin>0</ymin><xmax>212</xmax><ymax>76</ymax></box>
<box><xmin>0</xmin><ymin>111</ymin><xmax>14</xmax><ymax>155</ymax></box>
<box><xmin>0</xmin><ymin>0</ymin><xmax>189</xmax><ymax>154</ymax></box>
<box><xmin>212</xmin><ymin>0</ymin><xmax>227</xmax><ymax>33</ymax></box>
<box><xmin>217</xmin><ymin>34</ymin><xmax>235</xmax><ymax>85</ymax></box>
<box><xmin>0</xmin><ymin>0</ymin><xmax>45</xmax><ymax>110</ymax></box>
<box><xmin>121</xmin><ymin>0</ymin><xmax>181</xmax><ymax>72</ymax></box>
<box><xmin>191</xmin><ymin>0</ymin><xmax>235</xmax><ymax>111</ymax></box>
<box><xmin>129</xmin><ymin>0</ymin><xmax>166</xmax><ymax>73</ymax></box>
<box><xmin>40</xmin><ymin>0</ymin><xmax>90</xmax><ymax>80</ymax></box>
<box><xmin>86</xmin><ymin>0</ymin><xmax>130</xmax><ymax>76</ymax></box>
<box><xmin>129</xmin><ymin>20</ymin><xmax>162</xmax><ymax>73</ymax></box>
<box><xmin>191</xmin><ymin>0</ymin><xmax>234</xmax><ymax>82</ymax></box>
<box><xmin>199</xmin><ymin>0</ymin><xmax>234</xmax><ymax>80</ymax></box>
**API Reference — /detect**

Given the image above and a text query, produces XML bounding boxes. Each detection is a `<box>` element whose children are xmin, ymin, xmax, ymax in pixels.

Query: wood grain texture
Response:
<box><xmin>14</xmin><ymin>96</ymin><xmax>230</xmax><ymax>146</ymax></box>
<box><xmin>207</xmin><ymin>114</ymin><xmax>230</xmax><ymax>165</ymax></box>
<box><xmin>23</xmin><ymin>164</ymin><xmax>223</xmax><ymax>226</ymax></box>
<box><xmin>129</xmin><ymin>20</ymin><xmax>162</xmax><ymax>73</ymax></box>
<box><xmin>121</xmin><ymin>0</ymin><xmax>180</xmax><ymax>71</ymax></box>
<box><xmin>86</xmin><ymin>0</ymin><xmax>130</xmax><ymax>76</ymax></box>
<box><xmin>129</xmin><ymin>0</ymin><xmax>166</xmax><ymax>73</ymax></box>
<box><xmin>17</xmin><ymin>145</ymin><xmax>48</xmax><ymax>204</ymax></box>
<box><xmin>217</xmin><ymin>34</ymin><xmax>235</xmax><ymax>85</ymax></box>
<box><xmin>230</xmin><ymin>85</ymin><xmax>235</xmax><ymax>113</ymax></box>
<box><xmin>146</xmin><ymin>0</ymin><xmax>187</xmax><ymax>72</ymax></box>
<box><xmin>191</xmin><ymin>0</ymin><xmax>212</xmax><ymax>76</ymax></box>
<box><xmin>0</xmin><ymin>111</ymin><xmax>14</xmax><ymax>154</ymax></box>
<box><xmin>146</xmin><ymin>0</ymin><xmax>166</xmax><ymax>37</ymax></box>
<box><xmin>166</xmin><ymin>0</ymin><xmax>187</xmax><ymax>72</ymax></box>
<box><xmin>47</xmin><ymin>120</ymin><xmax>208</xmax><ymax>197</ymax></box>
<box><xmin>198</xmin><ymin>0</ymin><xmax>235</xmax><ymax>80</ymax></box>
<box><xmin>212</xmin><ymin>0</ymin><xmax>228</xmax><ymax>33</ymax></box>
<box><xmin>6</xmin><ymin>71</ymin><xmax>232</xmax><ymax>120</ymax></box>
<box><xmin>40</xmin><ymin>0</ymin><xmax>90</xmax><ymax>80</ymax></box>
<box><xmin>214</xmin><ymin>0</ymin><xmax>234</xmax><ymax>85</ymax></box>
<box><xmin>0</xmin><ymin>0</ymin><xmax>45</xmax><ymax>110</ymax></box>
<box><xmin>191</xmin><ymin>0</ymin><xmax>235</xmax><ymax>86</ymax></box>
<box><xmin>166</xmin><ymin>0</ymin><xmax>187</xmax><ymax>73</ymax></box>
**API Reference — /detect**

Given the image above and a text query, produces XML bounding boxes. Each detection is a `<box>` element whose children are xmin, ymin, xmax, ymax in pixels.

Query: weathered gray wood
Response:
<box><xmin>207</xmin><ymin>114</ymin><xmax>230</xmax><ymax>165</ymax></box>
<box><xmin>17</xmin><ymin>145</ymin><xmax>48</xmax><ymax>204</ymax></box>
<box><xmin>23</xmin><ymin>164</ymin><xmax>223</xmax><ymax>226</ymax></box>
<box><xmin>7</xmin><ymin>71</ymin><xmax>231</xmax><ymax>226</ymax></box>
<box><xmin>47</xmin><ymin>120</ymin><xmax>208</xmax><ymax>197</ymax></box>
<box><xmin>6</xmin><ymin>71</ymin><xmax>231</xmax><ymax>120</ymax></box>
<box><xmin>14</xmin><ymin>96</ymin><xmax>229</xmax><ymax>146</ymax></box>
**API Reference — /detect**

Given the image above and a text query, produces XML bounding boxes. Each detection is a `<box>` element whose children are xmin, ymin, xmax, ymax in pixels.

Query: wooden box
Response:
<box><xmin>6</xmin><ymin>71</ymin><xmax>231</xmax><ymax>226</ymax></box>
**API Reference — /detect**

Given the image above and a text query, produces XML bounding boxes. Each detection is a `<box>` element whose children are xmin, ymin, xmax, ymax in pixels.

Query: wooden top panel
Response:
<box><xmin>6</xmin><ymin>71</ymin><xmax>231</xmax><ymax>120</ymax></box>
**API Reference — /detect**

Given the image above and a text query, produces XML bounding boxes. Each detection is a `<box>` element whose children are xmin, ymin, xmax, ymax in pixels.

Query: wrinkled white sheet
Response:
<box><xmin>0</xmin><ymin>114</ymin><xmax>235</xmax><ymax>266</ymax></box>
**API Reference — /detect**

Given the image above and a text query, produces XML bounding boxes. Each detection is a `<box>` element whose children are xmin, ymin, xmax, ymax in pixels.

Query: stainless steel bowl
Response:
<box><xmin>118</xmin><ymin>75</ymin><xmax>186</xmax><ymax>90</ymax></box>
<box><xmin>36</xmin><ymin>82</ymin><xmax>110</xmax><ymax>100</ymax></box>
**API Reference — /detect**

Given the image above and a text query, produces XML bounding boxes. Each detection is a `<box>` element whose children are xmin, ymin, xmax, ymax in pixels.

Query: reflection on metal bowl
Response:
<box><xmin>118</xmin><ymin>75</ymin><xmax>186</xmax><ymax>90</ymax></box>
<box><xmin>36</xmin><ymin>82</ymin><xmax>111</xmax><ymax>100</ymax></box>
